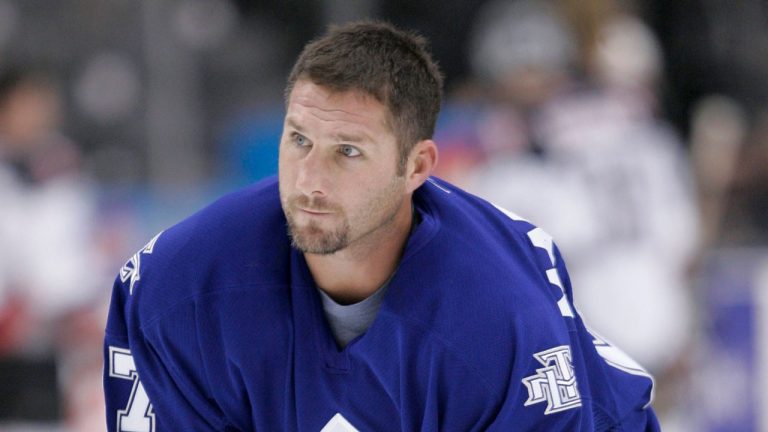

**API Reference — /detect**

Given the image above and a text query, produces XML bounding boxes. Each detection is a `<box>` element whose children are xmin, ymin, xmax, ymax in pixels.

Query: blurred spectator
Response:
<box><xmin>719</xmin><ymin>110</ymin><xmax>768</xmax><ymax>245</ymax></box>
<box><xmin>686</xmin><ymin>99</ymin><xmax>768</xmax><ymax>430</ymax></box>
<box><xmin>0</xmin><ymin>67</ymin><xmax>106</xmax><ymax>430</ymax></box>
<box><xmin>461</xmin><ymin>0</ymin><xmax>700</xmax><ymax>416</ymax></box>
<box><xmin>689</xmin><ymin>95</ymin><xmax>748</xmax><ymax>248</ymax></box>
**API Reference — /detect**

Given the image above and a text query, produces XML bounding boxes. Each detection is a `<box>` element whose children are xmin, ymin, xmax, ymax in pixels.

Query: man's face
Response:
<box><xmin>278</xmin><ymin>80</ymin><xmax>408</xmax><ymax>255</ymax></box>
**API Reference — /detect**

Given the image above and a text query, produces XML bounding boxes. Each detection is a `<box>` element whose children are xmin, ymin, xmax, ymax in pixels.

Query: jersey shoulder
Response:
<box><xmin>409</xmin><ymin>179</ymin><xmax>656</xmax><ymax>428</ymax></box>
<box><xmin>113</xmin><ymin>176</ymin><xmax>291</xmax><ymax>327</ymax></box>
<box><xmin>399</xmin><ymin>178</ymin><xmax>576</xmax><ymax>382</ymax></box>
<box><xmin>413</xmin><ymin>177</ymin><xmax>562</xmax><ymax>311</ymax></box>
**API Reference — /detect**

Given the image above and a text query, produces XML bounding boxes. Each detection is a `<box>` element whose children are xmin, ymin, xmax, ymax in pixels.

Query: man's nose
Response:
<box><xmin>296</xmin><ymin>147</ymin><xmax>330</xmax><ymax>197</ymax></box>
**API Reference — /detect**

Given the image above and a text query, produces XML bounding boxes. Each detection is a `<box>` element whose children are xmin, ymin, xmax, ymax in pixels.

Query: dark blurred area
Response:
<box><xmin>0</xmin><ymin>0</ymin><xmax>765</xmax><ymax>430</ymax></box>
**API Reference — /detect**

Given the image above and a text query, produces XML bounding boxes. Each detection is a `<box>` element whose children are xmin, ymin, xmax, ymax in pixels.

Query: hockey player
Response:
<box><xmin>104</xmin><ymin>21</ymin><xmax>658</xmax><ymax>431</ymax></box>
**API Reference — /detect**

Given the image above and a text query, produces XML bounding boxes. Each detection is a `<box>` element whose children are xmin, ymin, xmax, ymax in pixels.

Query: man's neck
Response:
<box><xmin>304</xmin><ymin>200</ymin><xmax>413</xmax><ymax>305</ymax></box>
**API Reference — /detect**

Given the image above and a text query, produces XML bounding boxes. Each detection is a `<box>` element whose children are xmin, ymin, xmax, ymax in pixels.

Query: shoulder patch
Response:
<box><xmin>522</xmin><ymin>345</ymin><xmax>582</xmax><ymax>414</ymax></box>
<box><xmin>119</xmin><ymin>231</ymin><xmax>163</xmax><ymax>295</ymax></box>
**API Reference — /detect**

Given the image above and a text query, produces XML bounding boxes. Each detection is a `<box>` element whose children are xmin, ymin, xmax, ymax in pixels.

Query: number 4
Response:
<box><xmin>109</xmin><ymin>346</ymin><xmax>155</xmax><ymax>432</ymax></box>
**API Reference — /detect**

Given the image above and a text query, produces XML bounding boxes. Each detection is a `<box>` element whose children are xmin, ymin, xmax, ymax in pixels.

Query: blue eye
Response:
<box><xmin>293</xmin><ymin>133</ymin><xmax>309</xmax><ymax>147</ymax></box>
<box><xmin>339</xmin><ymin>145</ymin><xmax>362</xmax><ymax>158</ymax></box>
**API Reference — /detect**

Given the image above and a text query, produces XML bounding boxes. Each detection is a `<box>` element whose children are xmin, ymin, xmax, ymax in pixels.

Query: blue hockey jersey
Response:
<box><xmin>103</xmin><ymin>176</ymin><xmax>659</xmax><ymax>431</ymax></box>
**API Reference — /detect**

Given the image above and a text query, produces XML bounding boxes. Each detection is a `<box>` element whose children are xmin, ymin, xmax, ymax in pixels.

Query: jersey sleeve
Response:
<box><xmin>103</xmin><ymin>234</ymin><xmax>236</xmax><ymax>432</ymax></box>
<box><xmin>103</xmin><ymin>276</ymin><xmax>148</xmax><ymax>432</ymax></box>
<box><xmin>483</xmin><ymin>220</ymin><xmax>660</xmax><ymax>431</ymax></box>
<box><xmin>552</xmin><ymin>243</ymin><xmax>660</xmax><ymax>431</ymax></box>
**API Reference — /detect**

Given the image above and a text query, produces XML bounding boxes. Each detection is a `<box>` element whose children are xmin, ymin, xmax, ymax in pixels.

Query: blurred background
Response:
<box><xmin>0</xmin><ymin>0</ymin><xmax>765</xmax><ymax>430</ymax></box>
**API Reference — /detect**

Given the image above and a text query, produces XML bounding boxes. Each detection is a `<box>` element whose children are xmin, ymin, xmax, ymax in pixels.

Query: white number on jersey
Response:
<box><xmin>108</xmin><ymin>346</ymin><xmax>155</xmax><ymax>432</ymax></box>
<box><xmin>493</xmin><ymin>204</ymin><xmax>655</xmax><ymax>404</ymax></box>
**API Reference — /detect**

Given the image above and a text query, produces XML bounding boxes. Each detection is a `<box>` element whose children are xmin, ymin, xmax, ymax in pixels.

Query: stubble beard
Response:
<box><xmin>286</xmin><ymin>211</ymin><xmax>351</xmax><ymax>255</ymax></box>
<box><xmin>282</xmin><ymin>177</ymin><xmax>406</xmax><ymax>256</ymax></box>
<box><xmin>281</xmin><ymin>192</ymin><xmax>350</xmax><ymax>254</ymax></box>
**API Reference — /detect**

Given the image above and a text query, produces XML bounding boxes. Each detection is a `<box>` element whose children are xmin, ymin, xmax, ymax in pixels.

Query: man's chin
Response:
<box><xmin>293</xmin><ymin>239</ymin><xmax>345</xmax><ymax>255</ymax></box>
<box><xmin>290</xmin><ymin>228</ymin><xmax>348</xmax><ymax>255</ymax></box>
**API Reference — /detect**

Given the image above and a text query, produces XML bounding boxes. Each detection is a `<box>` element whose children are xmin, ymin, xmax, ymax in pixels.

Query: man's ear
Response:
<box><xmin>405</xmin><ymin>139</ymin><xmax>438</xmax><ymax>194</ymax></box>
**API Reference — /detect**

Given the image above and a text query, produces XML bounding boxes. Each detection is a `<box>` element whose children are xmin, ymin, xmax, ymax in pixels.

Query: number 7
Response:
<box><xmin>109</xmin><ymin>346</ymin><xmax>155</xmax><ymax>432</ymax></box>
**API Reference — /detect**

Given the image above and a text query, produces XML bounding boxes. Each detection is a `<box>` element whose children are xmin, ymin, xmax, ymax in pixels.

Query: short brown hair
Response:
<box><xmin>286</xmin><ymin>21</ymin><xmax>443</xmax><ymax>174</ymax></box>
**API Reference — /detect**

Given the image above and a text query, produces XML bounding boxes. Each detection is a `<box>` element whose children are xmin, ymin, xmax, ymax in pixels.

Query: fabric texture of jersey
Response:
<box><xmin>103</xmin><ymin>176</ymin><xmax>659</xmax><ymax>431</ymax></box>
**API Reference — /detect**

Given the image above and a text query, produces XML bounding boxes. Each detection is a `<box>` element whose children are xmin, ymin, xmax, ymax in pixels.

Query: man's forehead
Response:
<box><xmin>287</xmin><ymin>80</ymin><xmax>393</xmax><ymax>129</ymax></box>
<box><xmin>289</xmin><ymin>80</ymin><xmax>380</xmax><ymax>107</ymax></box>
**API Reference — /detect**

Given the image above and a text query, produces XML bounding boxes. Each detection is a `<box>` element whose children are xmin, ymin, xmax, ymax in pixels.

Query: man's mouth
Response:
<box><xmin>298</xmin><ymin>207</ymin><xmax>333</xmax><ymax>216</ymax></box>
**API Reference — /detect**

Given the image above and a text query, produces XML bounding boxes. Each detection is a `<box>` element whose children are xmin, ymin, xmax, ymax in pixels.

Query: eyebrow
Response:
<box><xmin>332</xmin><ymin>132</ymin><xmax>369</xmax><ymax>143</ymax></box>
<box><xmin>286</xmin><ymin>116</ymin><xmax>374</xmax><ymax>144</ymax></box>
<box><xmin>286</xmin><ymin>117</ymin><xmax>305</xmax><ymax>133</ymax></box>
